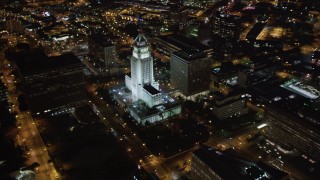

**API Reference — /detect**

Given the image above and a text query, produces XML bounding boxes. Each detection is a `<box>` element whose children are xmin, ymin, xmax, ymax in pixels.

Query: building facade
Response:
<box><xmin>0</xmin><ymin>81</ymin><xmax>8</xmax><ymax>105</ymax></box>
<box><xmin>17</xmin><ymin>51</ymin><xmax>87</xmax><ymax>115</ymax></box>
<box><xmin>4</xmin><ymin>17</ymin><xmax>25</xmax><ymax>34</ymax></box>
<box><xmin>88</xmin><ymin>34</ymin><xmax>116</xmax><ymax>73</ymax></box>
<box><xmin>170</xmin><ymin>49</ymin><xmax>211</xmax><ymax>98</ymax></box>
<box><xmin>264</xmin><ymin>106</ymin><xmax>320</xmax><ymax>161</ymax></box>
<box><xmin>191</xmin><ymin>146</ymin><xmax>289</xmax><ymax>180</ymax></box>
<box><xmin>211</xmin><ymin>92</ymin><xmax>248</xmax><ymax>120</ymax></box>
<box><xmin>126</xmin><ymin>34</ymin><xmax>161</xmax><ymax>107</ymax></box>
<box><xmin>0</xmin><ymin>81</ymin><xmax>11</xmax><ymax>121</ymax></box>
<box><xmin>211</xmin><ymin>12</ymin><xmax>240</xmax><ymax>60</ymax></box>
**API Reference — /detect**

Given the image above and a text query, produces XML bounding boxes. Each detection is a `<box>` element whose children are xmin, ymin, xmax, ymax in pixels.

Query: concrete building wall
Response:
<box><xmin>265</xmin><ymin>106</ymin><xmax>320</xmax><ymax>160</ymax></box>
<box><xmin>23</xmin><ymin>63</ymin><xmax>87</xmax><ymax>115</ymax></box>
<box><xmin>170</xmin><ymin>53</ymin><xmax>211</xmax><ymax>97</ymax></box>
<box><xmin>191</xmin><ymin>154</ymin><xmax>222</xmax><ymax>180</ymax></box>
<box><xmin>212</xmin><ymin>95</ymin><xmax>248</xmax><ymax>120</ymax></box>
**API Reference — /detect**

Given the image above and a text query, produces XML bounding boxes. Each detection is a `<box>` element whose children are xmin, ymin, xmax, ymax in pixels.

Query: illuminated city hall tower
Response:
<box><xmin>125</xmin><ymin>34</ymin><xmax>160</xmax><ymax>107</ymax></box>
<box><xmin>119</xmin><ymin>33</ymin><xmax>180</xmax><ymax>124</ymax></box>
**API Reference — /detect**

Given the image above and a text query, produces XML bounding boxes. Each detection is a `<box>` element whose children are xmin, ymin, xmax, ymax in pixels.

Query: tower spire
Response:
<box><xmin>134</xmin><ymin>33</ymin><xmax>148</xmax><ymax>47</ymax></box>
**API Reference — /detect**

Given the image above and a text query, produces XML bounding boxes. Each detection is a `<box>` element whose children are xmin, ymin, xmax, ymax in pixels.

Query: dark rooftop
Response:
<box><xmin>129</xmin><ymin>99</ymin><xmax>180</xmax><ymax>118</ymax></box>
<box><xmin>74</xmin><ymin>105</ymin><xmax>100</xmax><ymax>124</ymax></box>
<box><xmin>17</xmin><ymin>49</ymin><xmax>81</xmax><ymax>76</ymax></box>
<box><xmin>172</xmin><ymin>49</ymin><xmax>207</xmax><ymax>61</ymax></box>
<box><xmin>249</xmin><ymin>77</ymin><xmax>320</xmax><ymax>130</ymax></box>
<box><xmin>212</xmin><ymin>89</ymin><xmax>245</xmax><ymax>100</ymax></box>
<box><xmin>158</xmin><ymin>34</ymin><xmax>210</xmax><ymax>52</ymax></box>
<box><xmin>193</xmin><ymin>146</ymin><xmax>289</xmax><ymax>180</ymax></box>
<box><xmin>0</xmin><ymin>80</ymin><xmax>5</xmax><ymax>88</ymax></box>
<box><xmin>246</xmin><ymin>23</ymin><xmax>266</xmax><ymax>40</ymax></box>
<box><xmin>213</xmin><ymin>12</ymin><xmax>240</xmax><ymax>23</ymax></box>
<box><xmin>313</xmin><ymin>51</ymin><xmax>320</xmax><ymax>59</ymax></box>
<box><xmin>89</xmin><ymin>34</ymin><xmax>113</xmax><ymax>47</ymax></box>
<box><xmin>143</xmin><ymin>84</ymin><xmax>161</xmax><ymax>95</ymax></box>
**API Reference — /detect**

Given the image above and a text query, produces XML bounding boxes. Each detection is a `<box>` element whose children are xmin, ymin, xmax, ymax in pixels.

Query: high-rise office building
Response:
<box><xmin>4</xmin><ymin>17</ymin><xmax>25</xmax><ymax>34</ymax></box>
<box><xmin>191</xmin><ymin>146</ymin><xmax>290</xmax><ymax>180</ymax></box>
<box><xmin>17</xmin><ymin>50</ymin><xmax>87</xmax><ymax>115</ymax></box>
<box><xmin>211</xmin><ymin>12</ymin><xmax>240</xmax><ymax>60</ymax></box>
<box><xmin>0</xmin><ymin>79</ymin><xmax>16</xmax><ymax>126</ymax></box>
<box><xmin>88</xmin><ymin>34</ymin><xmax>116</xmax><ymax>73</ymax></box>
<box><xmin>170</xmin><ymin>49</ymin><xmax>211</xmax><ymax>98</ymax></box>
<box><xmin>0</xmin><ymin>81</ymin><xmax>8</xmax><ymax>105</ymax></box>
<box><xmin>0</xmin><ymin>81</ymin><xmax>11</xmax><ymax>120</ymax></box>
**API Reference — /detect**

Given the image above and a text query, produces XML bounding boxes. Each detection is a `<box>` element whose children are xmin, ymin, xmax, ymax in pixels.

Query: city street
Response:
<box><xmin>0</xmin><ymin>48</ymin><xmax>59</xmax><ymax>180</ymax></box>
<box><xmin>88</xmin><ymin>88</ymin><xmax>169</xmax><ymax>179</ymax></box>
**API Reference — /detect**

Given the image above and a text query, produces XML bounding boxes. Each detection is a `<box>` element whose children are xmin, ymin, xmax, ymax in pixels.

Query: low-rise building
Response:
<box><xmin>211</xmin><ymin>92</ymin><xmax>248</xmax><ymax>120</ymax></box>
<box><xmin>191</xmin><ymin>146</ymin><xmax>290</xmax><ymax>180</ymax></box>
<box><xmin>264</xmin><ymin>105</ymin><xmax>320</xmax><ymax>161</ymax></box>
<box><xmin>155</xmin><ymin>34</ymin><xmax>212</xmax><ymax>57</ymax></box>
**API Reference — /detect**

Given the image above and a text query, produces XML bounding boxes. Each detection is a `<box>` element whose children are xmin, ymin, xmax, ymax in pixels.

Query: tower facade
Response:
<box><xmin>113</xmin><ymin>34</ymin><xmax>181</xmax><ymax>125</ymax></box>
<box><xmin>211</xmin><ymin>12</ymin><xmax>240</xmax><ymax>60</ymax></box>
<box><xmin>170</xmin><ymin>49</ymin><xmax>211</xmax><ymax>98</ymax></box>
<box><xmin>88</xmin><ymin>34</ymin><xmax>116</xmax><ymax>73</ymax></box>
<box><xmin>126</xmin><ymin>34</ymin><xmax>160</xmax><ymax>107</ymax></box>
